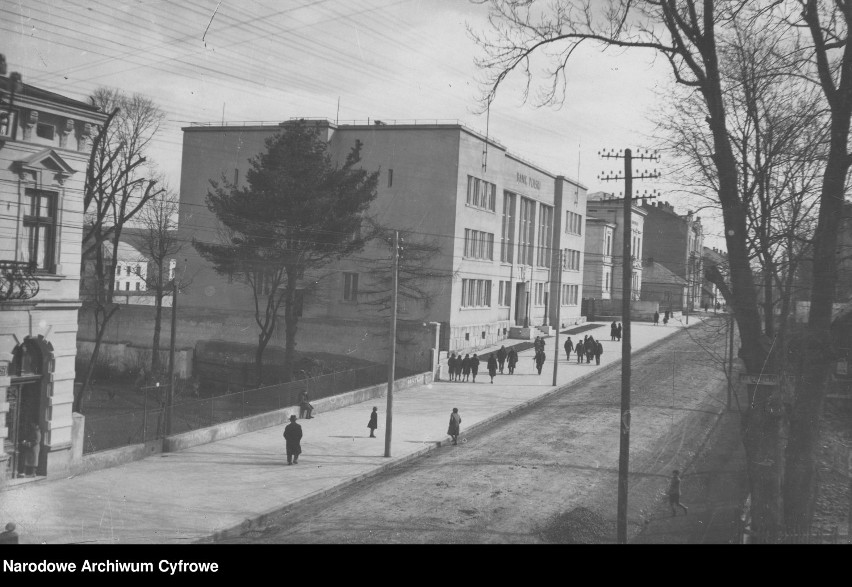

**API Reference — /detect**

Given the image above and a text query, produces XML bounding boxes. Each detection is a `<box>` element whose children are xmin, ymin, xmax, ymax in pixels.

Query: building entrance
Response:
<box><xmin>515</xmin><ymin>282</ymin><xmax>526</xmax><ymax>326</ymax></box>
<box><xmin>4</xmin><ymin>340</ymin><xmax>45</xmax><ymax>479</ymax></box>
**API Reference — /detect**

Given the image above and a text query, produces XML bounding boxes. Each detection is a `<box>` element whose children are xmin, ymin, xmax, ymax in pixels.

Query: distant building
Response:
<box><xmin>640</xmin><ymin>200</ymin><xmax>704</xmax><ymax>311</ymax></box>
<box><xmin>702</xmin><ymin>246</ymin><xmax>728</xmax><ymax>308</ymax></box>
<box><xmin>176</xmin><ymin>119</ymin><xmax>587</xmax><ymax>362</ymax></box>
<box><xmin>641</xmin><ymin>259</ymin><xmax>688</xmax><ymax>313</ymax></box>
<box><xmin>0</xmin><ymin>62</ymin><xmax>106</xmax><ymax>481</ymax></box>
<box><xmin>584</xmin><ymin>192</ymin><xmax>646</xmax><ymax>302</ymax></box>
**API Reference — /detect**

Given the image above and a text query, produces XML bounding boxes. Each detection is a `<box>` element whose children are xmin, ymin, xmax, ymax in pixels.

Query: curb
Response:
<box><xmin>198</xmin><ymin>321</ymin><xmax>699</xmax><ymax>543</ymax></box>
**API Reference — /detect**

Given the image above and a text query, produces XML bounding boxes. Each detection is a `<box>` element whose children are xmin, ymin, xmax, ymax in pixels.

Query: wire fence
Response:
<box><xmin>81</xmin><ymin>363</ymin><xmax>398</xmax><ymax>454</ymax></box>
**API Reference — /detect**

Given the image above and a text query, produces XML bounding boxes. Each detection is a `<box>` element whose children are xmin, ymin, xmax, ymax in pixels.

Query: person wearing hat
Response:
<box><xmin>283</xmin><ymin>414</ymin><xmax>303</xmax><ymax>465</ymax></box>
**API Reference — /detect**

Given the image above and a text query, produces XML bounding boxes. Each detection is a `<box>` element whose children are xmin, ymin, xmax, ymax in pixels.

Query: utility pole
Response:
<box><xmin>552</xmin><ymin>250</ymin><xmax>564</xmax><ymax>386</ymax></box>
<box><xmin>384</xmin><ymin>230</ymin><xmax>400</xmax><ymax>458</ymax></box>
<box><xmin>598</xmin><ymin>148</ymin><xmax>660</xmax><ymax>544</ymax></box>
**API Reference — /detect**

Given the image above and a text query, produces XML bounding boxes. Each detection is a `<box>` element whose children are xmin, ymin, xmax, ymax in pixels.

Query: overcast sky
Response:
<box><xmin>3</xmin><ymin>0</ymin><xmax>724</xmax><ymax>247</ymax></box>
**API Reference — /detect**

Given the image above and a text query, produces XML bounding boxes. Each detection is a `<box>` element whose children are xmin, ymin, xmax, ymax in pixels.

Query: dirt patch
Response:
<box><xmin>540</xmin><ymin>506</ymin><xmax>615</xmax><ymax>544</ymax></box>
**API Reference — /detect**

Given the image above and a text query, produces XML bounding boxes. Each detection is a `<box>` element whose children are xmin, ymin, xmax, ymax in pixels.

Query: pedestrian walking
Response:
<box><xmin>367</xmin><ymin>406</ymin><xmax>378</xmax><ymax>438</ymax></box>
<box><xmin>454</xmin><ymin>353</ymin><xmax>464</xmax><ymax>381</ymax></box>
<box><xmin>283</xmin><ymin>415</ymin><xmax>303</xmax><ymax>465</ymax></box>
<box><xmin>594</xmin><ymin>339</ymin><xmax>603</xmax><ymax>365</ymax></box>
<box><xmin>447</xmin><ymin>408</ymin><xmax>462</xmax><ymax>445</ymax></box>
<box><xmin>616</xmin><ymin>323</ymin><xmax>622</xmax><ymax>341</ymax></box>
<box><xmin>668</xmin><ymin>470</ymin><xmax>689</xmax><ymax>516</ymax></box>
<box><xmin>564</xmin><ymin>337</ymin><xmax>574</xmax><ymax>361</ymax></box>
<box><xmin>663</xmin><ymin>313</ymin><xmax>669</xmax><ymax>326</ymax></box>
<box><xmin>654</xmin><ymin>311</ymin><xmax>660</xmax><ymax>325</ymax></box>
<box><xmin>496</xmin><ymin>345</ymin><xmax>508</xmax><ymax>374</ymax></box>
<box><xmin>299</xmin><ymin>390</ymin><xmax>314</xmax><ymax>419</ymax></box>
<box><xmin>610</xmin><ymin>321</ymin><xmax>618</xmax><ymax>341</ymax></box>
<box><xmin>470</xmin><ymin>354</ymin><xmax>480</xmax><ymax>383</ymax></box>
<box><xmin>576</xmin><ymin>339</ymin><xmax>585</xmax><ymax>363</ymax></box>
<box><xmin>20</xmin><ymin>423</ymin><xmax>41</xmax><ymax>477</ymax></box>
<box><xmin>586</xmin><ymin>336</ymin><xmax>595</xmax><ymax>363</ymax></box>
<box><xmin>535</xmin><ymin>349</ymin><xmax>546</xmax><ymax>375</ymax></box>
<box><xmin>487</xmin><ymin>353</ymin><xmax>498</xmax><ymax>383</ymax></box>
<box><xmin>507</xmin><ymin>348</ymin><xmax>519</xmax><ymax>374</ymax></box>
<box><xmin>461</xmin><ymin>354</ymin><xmax>471</xmax><ymax>382</ymax></box>
<box><xmin>447</xmin><ymin>353</ymin><xmax>457</xmax><ymax>382</ymax></box>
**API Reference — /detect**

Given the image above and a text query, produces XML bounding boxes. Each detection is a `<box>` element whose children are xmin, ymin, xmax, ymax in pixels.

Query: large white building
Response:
<box><xmin>175</xmin><ymin>119</ymin><xmax>587</xmax><ymax>363</ymax></box>
<box><xmin>0</xmin><ymin>65</ymin><xmax>106</xmax><ymax>482</ymax></box>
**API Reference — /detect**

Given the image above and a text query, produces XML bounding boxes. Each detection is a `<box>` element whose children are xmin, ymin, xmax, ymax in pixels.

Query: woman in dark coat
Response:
<box><xmin>367</xmin><ymin>406</ymin><xmax>378</xmax><ymax>438</ymax></box>
<box><xmin>535</xmin><ymin>350</ymin><xmax>546</xmax><ymax>374</ymax></box>
<box><xmin>470</xmin><ymin>354</ymin><xmax>480</xmax><ymax>383</ymax></box>
<box><xmin>616</xmin><ymin>323</ymin><xmax>622</xmax><ymax>341</ymax></box>
<box><xmin>487</xmin><ymin>354</ymin><xmax>498</xmax><ymax>383</ymax></box>
<box><xmin>447</xmin><ymin>408</ymin><xmax>462</xmax><ymax>445</ymax></box>
<box><xmin>576</xmin><ymin>339</ymin><xmax>585</xmax><ymax>363</ymax></box>
<box><xmin>461</xmin><ymin>354</ymin><xmax>472</xmax><ymax>382</ymax></box>
<box><xmin>447</xmin><ymin>353</ymin><xmax>457</xmax><ymax>382</ymax></box>
<box><xmin>454</xmin><ymin>354</ymin><xmax>464</xmax><ymax>381</ymax></box>
<box><xmin>586</xmin><ymin>336</ymin><xmax>596</xmax><ymax>363</ymax></box>
<box><xmin>21</xmin><ymin>423</ymin><xmax>41</xmax><ymax>477</ymax></box>
<box><xmin>283</xmin><ymin>415</ymin><xmax>303</xmax><ymax>465</ymax></box>
<box><xmin>610</xmin><ymin>321</ymin><xmax>618</xmax><ymax>341</ymax></box>
<box><xmin>507</xmin><ymin>348</ymin><xmax>519</xmax><ymax>374</ymax></box>
<box><xmin>496</xmin><ymin>346</ymin><xmax>508</xmax><ymax>374</ymax></box>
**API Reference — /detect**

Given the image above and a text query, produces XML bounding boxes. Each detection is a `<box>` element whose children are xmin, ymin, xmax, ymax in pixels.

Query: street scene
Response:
<box><xmin>1</xmin><ymin>0</ymin><xmax>852</xmax><ymax>551</ymax></box>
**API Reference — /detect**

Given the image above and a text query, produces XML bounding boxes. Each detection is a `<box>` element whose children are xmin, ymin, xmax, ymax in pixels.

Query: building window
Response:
<box><xmin>501</xmin><ymin>191</ymin><xmax>516</xmax><ymax>263</ymax></box>
<box><xmin>126</xmin><ymin>265</ymin><xmax>131</xmax><ymax>276</ymax></box>
<box><xmin>36</xmin><ymin>122</ymin><xmax>55</xmax><ymax>140</ymax></box>
<box><xmin>461</xmin><ymin>278</ymin><xmax>492</xmax><ymax>308</ymax></box>
<box><xmin>22</xmin><ymin>189</ymin><xmax>56</xmax><ymax>271</ymax></box>
<box><xmin>535</xmin><ymin>282</ymin><xmax>544</xmax><ymax>305</ymax></box>
<box><xmin>518</xmin><ymin>197</ymin><xmax>536</xmax><ymax>266</ymax></box>
<box><xmin>466</xmin><ymin>175</ymin><xmax>496</xmax><ymax>211</ymax></box>
<box><xmin>135</xmin><ymin>282</ymin><xmax>141</xmax><ymax>291</ymax></box>
<box><xmin>605</xmin><ymin>231</ymin><xmax>612</xmax><ymax>256</ymax></box>
<box><xmin>566</xmin><ymin>211</ymin><xmax>583</xmax><ymax>235</ymax></box>
<box><xmin>561</xmin><ymin>284</ymin><xmax>579</xmax><ymax>305</ymax></box>
<box><xmin>233</xmin><ymin>168</ymin><xmax>239</xmax><ymax>186</ymax></box>
<box><xmin>536</xmin><ymin>204</ymin><xmax>553</xmax><ymax>267</ymax></box>
<box><xmin>388</xmin><ymin>168</ymin><xmax>393</xmax><ymax>188</ymax></box>
<box><xmin>343</xmin><ymin>272</ymin><xmax>359</xmax><ymax>302</ymax></box>
<box><xmin>562</xmin><ymin>249</ymin><xmax>581</xmax><ymax>271</ymax></box>
<box><xmin>464</xmin><ymin>229</ymin><xmax>494</xmax><ymax>260</ymax></box>
<box><xmin>125</xmin><ymin>282</ymin><xmax>130</xmax><ymax>291</ymax></box>
<box><xmin>605</xmin><ymin>270</ymin><xmax>611</xmax><ymax>292</ymax></box>
<box><xmin>498</xmin><ymin>280</ymin><xmax>512</xmax><ymax>307</ymax></box>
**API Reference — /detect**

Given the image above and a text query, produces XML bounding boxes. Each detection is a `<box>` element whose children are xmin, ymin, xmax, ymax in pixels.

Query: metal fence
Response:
<box><xmin>82</xmin><ymin>363</ymin><xmax>397</xmax><ymax>454</ymax></box>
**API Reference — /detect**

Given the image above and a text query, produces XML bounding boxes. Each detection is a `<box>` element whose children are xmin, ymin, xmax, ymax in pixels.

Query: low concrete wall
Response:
<box><xmin>76</xmin><ymin>340</ymin><xmax>194</xmax><ymax>379</ymax></box>
<box><xmin>68</xmin><ymin>371</ymin><xmax>433</xmax><ymax>475</ymax></box>
<box><xmin>165</xmin><ymin>371</ymin><xmax>433</xmax><ymax>452</ymax></box>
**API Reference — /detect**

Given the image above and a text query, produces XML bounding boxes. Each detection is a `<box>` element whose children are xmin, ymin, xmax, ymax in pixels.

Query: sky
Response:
<box><xmin>2</xmin><ymin>0</ymin><xmax>724</xmax><ymax>247</ymax></box>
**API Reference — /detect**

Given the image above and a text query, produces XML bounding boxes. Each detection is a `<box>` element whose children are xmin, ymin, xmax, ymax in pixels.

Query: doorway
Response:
<box><xmin>515</xmin><ymin>282</ymin><xmax>526</xmax><ymax>326</ymax></box>
<box><xmin>5</xmin><ymin>339</ymin><xmax>46</xmax><ymax>479</ymax></box>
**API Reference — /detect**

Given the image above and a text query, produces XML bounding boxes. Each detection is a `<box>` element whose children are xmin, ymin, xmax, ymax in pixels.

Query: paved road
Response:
<box><xmin>218</xmin><ymin>321</ymin><xmax>731</xmax><ymax>544</ymax></box>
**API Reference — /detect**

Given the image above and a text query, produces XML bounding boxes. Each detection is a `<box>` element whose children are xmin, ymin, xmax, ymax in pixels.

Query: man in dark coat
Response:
<box><xmin>616</xmin><ymin>323</ymin><xmax>622</xmax><ymax>341</ymax></box>
<box><xmin>454</xmin><ymin>354</ymin><xmax>464</xmax><ymax>381</ymax></box>
<box><xmin>594</xmin><ymin>339</ymin><xmax>603</xmax><ymax>365</ymax></box>
<box><xmin>470</xmin><ymin>354</ymin><xmax>480</xmax><ymax>383</ymax></box>
<box><xmin>447</xmin><ymin>353</ymin><xmax>457</xmax><ymax>382</ymax></box>
<box><xmin>610</xmin><ymin>321</ymin><xmax>618</xmax><ymax>341</ymax></box>
<box><xmin>576</xmin><ymin>339</ymin><xmax>585</xmax><ymax>363</ymax></box>
<box><xmin>367</xmin><ymin>406</ymin><xmax>378</xmax><ymax>438</ymax></box>
<box><xmin>535</xmin><ymin>350</ymin><xmax>546</xmax><ymax>375</ymax></box>
<box><xmin>507</xmin><ymin>348</ymin><xmax>519</xmax><ymax>374</ymax></box>
<box><xmin>21</xmin><ymin>423</ymin><xmax>41</xmax><ymax>477</ymax></box>
<box><xmin>654</xmin><ymin>311</ymin><xmax>660</xmax><ymax>325</ymax></box>
<box><xmin>586</xmin><ymin>336</ymin><xmax>595</xmax><ymax>363</ymax></box>
<box><xmin>283</xmin><ymin>415</ymin><xmax>303</xmax><ymax>465</ymax></box>
<box><xmin>564</xmin><ymin>337</ymin><xmax>573</xmax><ymax>361</ymax></box>
<box><xmin>461</xmin><ymin>354</ymin><xmax>472</xmax><ymax>382</ymax></box>
<box><xmin>496</xmin><ymin>346</ymin><xmax>508</xmax><ymax>374</ymax></box>
<box><xmin>487</xmin><ymin>354</ymin><xmax>498</xmax><ymax>383</ymax></box>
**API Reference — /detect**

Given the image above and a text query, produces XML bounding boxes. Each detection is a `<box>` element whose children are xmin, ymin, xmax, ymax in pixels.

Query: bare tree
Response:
<box><xmin>132</xmin><ymin>191</ymin><xmax>184</xmax><ymax>375</ymax></box>
<box><xmin>471</xmin><ymin>0</ymin><xmax>852</xmax><ymax>539</ymax></box>
<box><xmin>76</xmin><ymin>88</ymin><xmax>165</xmax><ymax>412</ymax></box>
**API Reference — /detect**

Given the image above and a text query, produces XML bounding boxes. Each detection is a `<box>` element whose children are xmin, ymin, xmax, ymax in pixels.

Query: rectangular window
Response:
<box><xmin>388</xmin><ymin>168</ymin><xmax>393</xmax><ymax>188</ymax></box>
<box><xmin>135</xmin><ymin>282</ymin><xmax>141</xmax><ymax>291</ymax></box>
<box><xmin>36</xmin><ymin>123</ymin><xmax>55</xmax><ymax>140</ymax></box>
<box><xmin>343</xmin><ymin>272</ymin><xmax>359</xmax><ymax>302</ymax></box>
<box><xmin>501</xmin><ymin>191</ymin><xmax>516</xmax><ymax>263</ymax></box>
<box><xmin>498</xmin><ymin>280</ymin><xmax>512</xmax><ymax>307</ymax></box>
<box><xmin>536</xmin><ymin>204</ymin><xmax>553</xmax><ymax>267</ymax></box>
<box><xmin>125</xmin><ymin>282</ymin><xmax>130</xmax><ymax>291</ymax></box>
<box><xmin>605</xmin><ymin>270</ymin><xmax>610</xmax><ymax>292</ymax></box>
<box><xmin>504</xmin><ymin>281</ymin><xmax>511</xmax><ymax>307</ymax></box>
<box><xmin>561</xmin><ymin>284</ymin><xmax>579</xmax><ymax>305</ymax></box>
<box><xmin>466</xmin><ymin>175</ymin><xmax>496</xmax><ymax>211</ymax></box>
<box><xmin>565</xmin><ymin>211</ymin><xmax>583</xmax><ymax>235</ymax></box>
<box><xmin>518</xmin><ymin>197</ymin><xmax>536</xmax><ymax>266</ymax></box>
<box><xmin>461</xmin><ymin>278</ymin><xmax>492</xmax><ymax>308</ymax></box>
<box><xmin>464</xmin><ymin>229</ymin><xmax>494</xmax><ymax>260</ymax></box>
<box><xmin>22</xmin><ymin>189</ymin><xmax>56</xmax><ymax>271</ymax></box>
<box><xmin>605</xmin><ymin>232</ymin><xmax>612</xmax><ymax>256</ymax></box>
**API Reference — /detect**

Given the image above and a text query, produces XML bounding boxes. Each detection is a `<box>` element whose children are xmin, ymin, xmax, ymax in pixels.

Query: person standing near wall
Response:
<box><xmin>20</xmin><ymin>423</ymin><xmax>41</xmax><ymax>477</ymax></box>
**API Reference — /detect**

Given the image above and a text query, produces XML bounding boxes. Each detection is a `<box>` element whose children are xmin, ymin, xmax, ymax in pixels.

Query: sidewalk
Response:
<box><xmin>1</xmin><ymin>318</ymin><xmax>704</xmax><ymax>544</ymax></box>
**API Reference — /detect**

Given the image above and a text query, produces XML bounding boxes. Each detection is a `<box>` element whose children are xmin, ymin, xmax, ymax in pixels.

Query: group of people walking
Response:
<box><xmin>564</xmin><ymin>334</ymin><xmax>603</xmax><ymax>365</ymax></box>
<box><xmin>448</xmin><ymin>345</ymin><xmax>520</xmax><ymax>382</ymax></box>
<box><xmin>609</xmin><ymin>321</ymin><xmax>623</xmax><ymax>341</ymax></box>
<box><xmin>653</xmin><ymin>311</ymin><xmax>671</xmax><ymax>326</ymax></box>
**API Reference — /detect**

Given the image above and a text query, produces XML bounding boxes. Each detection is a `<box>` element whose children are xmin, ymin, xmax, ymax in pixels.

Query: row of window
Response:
<box><xmin>463</xmin><ymin>229</ymin><xmax>495</xmax><ymax>260</ymax></box>
<box><xmin>466</xmin><ymin>175</ymin><xmax>497</xmax><ymax>211</ymax></box>
<box><xmin>461</xmin><ymin>278</ymin><xmax>492</xmax><ymax>308</ymax></box>
<box><xmin>561</xmin><ymin>284</ymin><xmax>580</xmax><ymax>305</ymax></box>
<box><xmin>563</xmin><ymin>249</ymin><xmax>581</xmax><ymax>271</ymax></box>
<box><xmin>463</xmin><ymin>278</ymin><xmax>580</xmax><ymax>308</ymax></box>
<box><xmin>566</xmin><ymin>211</ymin><xmax>583</xmax><ymax>235</ymax></box>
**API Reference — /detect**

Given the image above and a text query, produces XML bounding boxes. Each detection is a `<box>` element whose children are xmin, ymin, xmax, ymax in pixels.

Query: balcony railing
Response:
<box><xmin>0</xmin><ymin>260</ymin><xmax>40</xmax><ymax>301</ymax></box>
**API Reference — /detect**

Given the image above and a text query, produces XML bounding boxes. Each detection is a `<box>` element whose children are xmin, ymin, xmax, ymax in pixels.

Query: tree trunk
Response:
<box><xmin>784</xmin><ymin>117</ymin><xmax>850</xmax><ymax>533</ymax></box>
<box><xmin>151</xmin><ymin>287</ymin><xmax>163</xmax><ymax>375</ymax></box>
<box><xmin>255</xmin><ymin>333</ymin><xmax>269</xmax><ymax>387</ymax></box>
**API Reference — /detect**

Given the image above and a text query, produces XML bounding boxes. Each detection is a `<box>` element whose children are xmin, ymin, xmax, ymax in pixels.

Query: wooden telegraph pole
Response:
<box><xmin>552</xmin><ymin>250</ymin><xmax>564</xmax><ymax>386</ymax></box>
<box><xmin>384</xmin><ymin>230</ymin><xmax>400</xmax><ymax>458</ymax></box>
<box><xmin>598</xmin><ymin>148</ymin><xmax>660</xmax><ymax>544</ymax></box>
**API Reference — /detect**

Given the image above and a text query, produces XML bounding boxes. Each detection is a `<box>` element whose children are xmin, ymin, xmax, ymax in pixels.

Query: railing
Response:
<box><xmin>0</xmin><ymin>260</ymin><xmax>40</xmax><ymax>301</ymax></box>
<box><xmin>81</xmin><ymin>363</ymin><xmax>402</xmax><ymax>454</ymax></box>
